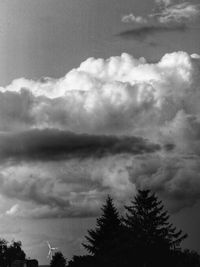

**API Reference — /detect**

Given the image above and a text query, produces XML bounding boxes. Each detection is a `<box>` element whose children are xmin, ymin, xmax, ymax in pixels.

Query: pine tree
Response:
<box><xmin>82</xmin><ymin>195</ymin><xmax>121</xmax><ymax>257</ymax></box>
<box><xmin>123</xmin><ymin>189</ymin><xmax>187</xmax><ymax>266</ymax></box>
<box><xmin>50</xmin><ymin>251</ymin><xmax>66</xmax><ymax>267</ymax></box>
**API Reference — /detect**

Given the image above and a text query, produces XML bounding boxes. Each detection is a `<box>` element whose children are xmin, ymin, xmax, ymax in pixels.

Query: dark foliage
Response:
<box><xmin>123</xmin><ymin>189</ymin><xmax>187</xmax><ymax>266</ymax></box>
<box><xmin>0</xmin><ymin>239</ymin><xmax>8</xmax><ymax>267</ymax></box>
<box><xmin>67</xmin><ymin>255</ymin><xmax>94</xmax><ymax>267</ymax></box>
<box><xmin>67</xmin><ymin>189</ymin><xmax>200</xmax><ymax>267</ymax></box>
<box><xmin>50</xmin><ymin>251</ymin><xmax>67</xmax><ymax>267</ymax></box>
<box><xmin>0</xmin><ymin>239</ymin><xmax>26</xmax><ymax>267</ymax></box>
<box><xmin>176</xmin><ymin>249</ymin><xmax>200</xmax><ymax>267</ymax></box>
<box><xmin>83</xmin><ymin>195</ymin><xmax>122</xmax><ymax>257</ymax></box>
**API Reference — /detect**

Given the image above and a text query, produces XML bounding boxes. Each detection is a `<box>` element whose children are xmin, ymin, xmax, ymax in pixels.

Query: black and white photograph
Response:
<box><xmin>0</xmin><ymin>0</ymin><xmax>200</xmax><ymax>266</ymax></box>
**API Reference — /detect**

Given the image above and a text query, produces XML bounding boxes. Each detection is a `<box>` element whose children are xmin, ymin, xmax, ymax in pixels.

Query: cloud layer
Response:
<box><xmin>1</xmin><ymin>51</ymin><xmax>200</xmax><ymax>218</ymax></box>
<box><xmin>155</xmin><ymin>2</ymin><xmax>200</xmax><ymax>24</ymax></box>
<box><xmin>0</xmin><ymin>129</ymin><xmax>160</xmax><ymax>162</ymax></box>
<box><xmin>0</xmin><ymin>51</ymin><xmax>197</xmax><ymax>135</ymax></box>
<box><xmin>120</xmin><ymin>1</ymin><xmax>200</xmax><ymax>39</ymax></box>
<box><xmin>118</xmin><ymin>24</ymin><xmax>186</xmax><ymax>40</ymax></box>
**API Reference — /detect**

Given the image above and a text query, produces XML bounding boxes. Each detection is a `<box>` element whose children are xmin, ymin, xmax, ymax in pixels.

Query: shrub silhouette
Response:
<box><xmin>50</xmin><ymin>251</ymin><xmax>67</xmax><ymax>267</ymax></box>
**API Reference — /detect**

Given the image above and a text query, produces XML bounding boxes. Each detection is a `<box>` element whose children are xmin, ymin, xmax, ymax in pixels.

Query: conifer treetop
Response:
<box><xmin>124</xmin><ymin>189</ymin><xmax>187</xmax><ymax>250</ymax></box>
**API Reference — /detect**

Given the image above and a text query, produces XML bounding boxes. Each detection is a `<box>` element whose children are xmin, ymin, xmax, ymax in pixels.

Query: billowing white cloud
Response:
<box><xmin>0</xmin><ymin>51</ymin><xmax>197</xmax><ymax>136</ymax></box>
<box><xmin>121</xmin><ymin>14</ymin><xmax>147</xmax><ymax>24</ymax></box>
<box><xmin>1</xmin><ymin>51</ymin><xmax>200</xmax><ymax>217</ymax></box>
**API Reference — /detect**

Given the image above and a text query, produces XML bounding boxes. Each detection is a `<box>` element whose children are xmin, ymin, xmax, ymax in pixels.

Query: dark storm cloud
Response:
<box><xmin>163</xmin><ymin>143</ymin><xmax>175</xmax><ymax>151</ymax></box>
<box><xmin>0</xmin><ymin>129</ymin><xmax>160</xmax><ymax>162</ymax></box>
<box><xmin>117</xmin><ymin>23</ymin><xmax>186</xmax><ymax>40</ymax></box>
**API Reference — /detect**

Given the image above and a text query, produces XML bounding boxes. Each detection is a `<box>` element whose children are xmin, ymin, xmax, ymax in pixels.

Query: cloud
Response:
<box><xmin>1</xmin><ymin>51</ymin><xmax>200</xmax><ymax>217</ymax></box>
<box><xmin>1</xmin><ymin>162</ymin><xmax>106</xmax><ymax>218</ymax></box>
<box><xmin>155</xmin><ymin>0</ymin><xmax>172</xmax><ymax>7</ymax></box>
<box><xmin>154</xmin><ymin>2</ymin><xmax>200</xmax><ymax>24</ymax></box>
<box><xmin>6</xmin><ymin>203</ymin><xmax>100</xmax><ymax>219</ymax></box>
<box><xmin>120</xmin><ymin>2</ymin><xmax>199</xmax><ymax>40</ymax></box>
<box><xmin>118</xmin><ymin>23</ymin><xmax>186</xmax><ymax>40</ymax></box>
<box><xmin>128</xmin><ymin>153</ymin><xmax>200</xmax><ymax>212</ymax></box>
<box><xmin>0</xmin><ymin>129</ymin><xmax>160</xmax><ymax>162</ymax></box>
<box><xmin>121</xmin><ymin>14</ymin><xmax>147</xmax><ymax>24</ymax></box>
<box><xmin>0</xmin><ymin>173</ymin><xmax>69</xmax><ymax>209</ymax></box>
<box><xmin>6</xmin><ymin>204</ymin><xmax>20</xmax><ymax>216</ymax></box>
<box><xmin>0</xmin><ymin>89</ymin><xmax>35</xmax><ymax>131</ymax></box>
<box><xmin>0</xmin><ymin>156</ymin><xmax>137</xmax><ymax>219</ymax></box>
<box><xmin>0</xmin><ymin>51</ymin><xmax>194</xmax><ymax>134</ymax></box>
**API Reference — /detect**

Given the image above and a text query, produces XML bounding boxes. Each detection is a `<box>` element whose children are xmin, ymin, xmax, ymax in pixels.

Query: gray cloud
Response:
<box><xmin>153</xmin><ymin>2</ymin><xmax>200</xmax><ymax>24</ymax></box>
<box><xmin>127</xmin><ymin>154</ymin><xmax>200</xmax><ymax>212</ymax></box>
<box><xmin>1</xmin><ymin>51</ymin><xmax>200</xmax><ymax>219</ymax></box>
<box><xmin>1</xmin><ymin>170</ymin><xmax>103</xmax><ymax>219</ymax></box>
<box><xmin>117</xmin><ymin>23</ymin><xmax>186</xmax><ymax>40</ymax></box>
<box><xmin>0</xmin><ymin>129</ymin><xmax>160</xmax><ymax>162</ymax></box>
<box><xmin>120</xmin><ymin>1</ymin><xmax>199</xmax><ymax>41</ymax></box>
<box><xmin>0</xmin><ymin>175</ymin><xmax>69</xmax><ymax>209</ymax></box>
<box><xmin>0</xmin><ymin>89</ymin><xmax>34</xmax><ymax>131</ymax></box>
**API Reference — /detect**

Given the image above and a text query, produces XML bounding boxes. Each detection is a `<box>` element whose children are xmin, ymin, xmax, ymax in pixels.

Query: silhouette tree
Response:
<box><xmin>6</xmin><ymin>240</ymin><xmax>26</xmax><ymax>267</ymax></box>
<box><xmin>82</xmin><ymin>195</ymin><xmax>122</xmax><ymax>265</ymax></box>
<box><xmin>67</xmin><ymin>255</ymin><xmax>94</xmax><ymax>267</ymax></box>
<box><xmin>67</xmin><ymin>191</ymin><xmax>200</xmax><ymax>267</ymax></box>
<box><xmin>123</xmin><ymin>189</ymin><xmax>187</xmax><ymax>266</ymax></box>
<box><xmin>180</xmin><ymin>249</ymin><xmax>200</xmax><ymax>267</ymax></box>
<box><xmin>0</xmin><ymin>239</ymin><xmax>8</xmax><ymax>267</ymax></box>
<box><xmin>50</xmin><ymin>251</ymin><xmax>67</xmax><ymax>267</ymax></box>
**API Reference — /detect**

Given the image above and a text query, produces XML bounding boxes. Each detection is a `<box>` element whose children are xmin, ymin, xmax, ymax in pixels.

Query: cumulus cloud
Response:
<box><xmin>1</xmin><ymin>51</ymin><xmax>200</xmax><ymax>217</ymax></box>
<box><xmin>121</xmin><ymin>14</ymin><xmax>147</xmax><ymax>24</ymax></box>
<box><xmin>0</xmin><ymin>51</ymin><xmax>196</xmax><ymax>135</ymax></box>
<box><xmin>120</xmin><ymin>1</ymin><xmax>199</xmax><ymax>40</ymax></box>
<box><xmin>154</xmin><ymin>2</ymin><xmax>200</xmax><ymax>24</ymax></box>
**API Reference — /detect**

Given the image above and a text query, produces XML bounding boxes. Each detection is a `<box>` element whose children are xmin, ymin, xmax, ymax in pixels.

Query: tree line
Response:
<box><xmin>0</xmin><ymin>240</ymin><xmax>26</xmax><ymax>267</ymax></box>
<box><xmin>1</xmin><ymin>189</ymin><xmax>200</xmax><ymax>267</ymax></box>
<box><xmin>65</xmin><ymin>189</ymin><xmax>200</xmax><ymax>267</ymax></box>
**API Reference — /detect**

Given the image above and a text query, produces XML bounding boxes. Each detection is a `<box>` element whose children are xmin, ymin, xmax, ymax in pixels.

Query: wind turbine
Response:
<box><xmin>46</xmin><ymin>241</ymin><xmax>58</xmax><ymax>260</ymax></box>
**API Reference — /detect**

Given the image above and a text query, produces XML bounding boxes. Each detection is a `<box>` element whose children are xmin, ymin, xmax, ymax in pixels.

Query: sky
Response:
<box><xmin>0</xmin><ymin>0</ymin><xmax>200</xmax><ymax>264</ymax></box>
